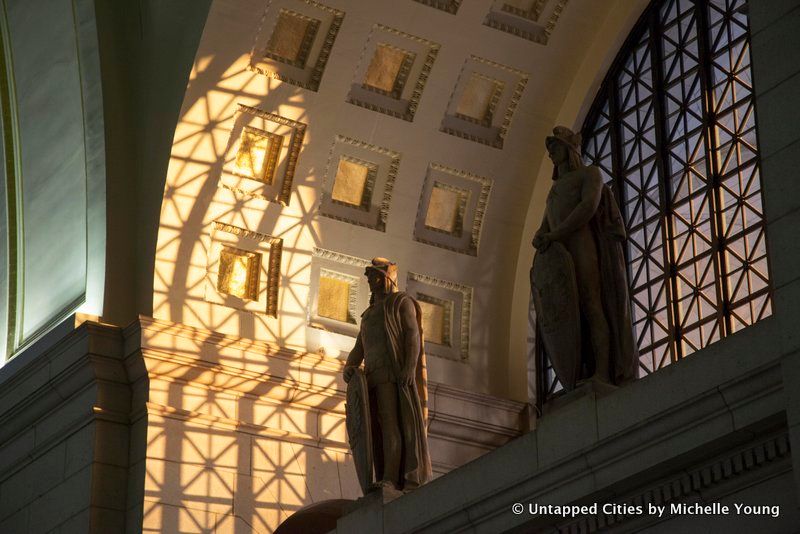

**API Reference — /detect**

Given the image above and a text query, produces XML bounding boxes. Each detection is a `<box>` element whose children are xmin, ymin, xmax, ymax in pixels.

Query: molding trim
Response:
<box><xmin>484</xmin><ymin>0</ymin><xmax>569</xmax><ymax>45</ymax></box>
<box><xmin>412</xmin><ymin>0</ymin><xmax>462</xmax><ymax>15</ymax></box>
<box><xmin>500</xmin><ymin>0</ymin><xmax>548</xmax><ymax>21</ymax></box>
<box><xmin>222</xmin><ymin>104</ymin><xmax>307</xmax><ymax>206</ymax></box>
<box><xmin>559</xmin><ymin>431</ymin><xmax>791</xmax><ymax>532</ymax></box>
<box><xmin>208</xmin><ymin>222</ymin><xmax>283</xmax><ymax>317</ymax></box>
<box><xmin>347</xmin><ymin>24</ymin><xmax>440</xmax><ymax>122</ymax></box>
<box><xmin>440</xmin><ymin>56</ymin><xmax>529</xmax><ymax>149</ymax></box>
<box><xmin>413</xmin><ymin>163</ymin><xmax>492</xmax><ymax>256</ymax></box>
<box><xmin>248</xmin><ymin>0</ymin><xmax>345</xmax><ymax>91</ymax></box>
<box><xmin>408</xmin><ymin>271</ymin><xmax>473</xmax><ymax>361</ymax></box>
<box><xmin>318</xmin><ymin>135</ymin><xmax>401</xmax><ymax>232</ymax></box>
<box><xmin>312</xmin><ymin>247</ymin><xmax>371</xmax><ymax>268</ymax></box>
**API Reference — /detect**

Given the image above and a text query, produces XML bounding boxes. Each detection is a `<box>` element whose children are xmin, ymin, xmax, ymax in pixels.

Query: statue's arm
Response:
<box><xmin>549</xmin><ymin>167</ymin><xmax>603</xmax><ymax>241</ymax></box>
<box><xmin>532</xmin><ymin>213</ymin><xmax>551</xmax><ymax>248</ymax></box>
<box><xmin>400</xmin><ymin>298</ymin><xmax>421</xmax><ymax>386</ymax></box>
<box><xmin>343</xmin><ymin>335</ymin><xmax>364</xmax><ymax>383</ymax></box>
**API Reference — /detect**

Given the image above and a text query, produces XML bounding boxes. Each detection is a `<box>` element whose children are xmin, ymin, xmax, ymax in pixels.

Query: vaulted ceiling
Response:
<box><xmin>152</xmin><ymin>0</ymin><xmax>647</xmax><ymax>400</ymax></box>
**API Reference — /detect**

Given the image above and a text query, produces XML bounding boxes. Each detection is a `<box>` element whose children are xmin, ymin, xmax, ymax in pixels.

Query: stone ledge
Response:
<box><xmin>337</xmin><ymin>357</ymin><xmax>790</xmax><ymax>533</ymax></box>
<box><xmin>0</xmin><ymin>321</ymin><xmax>125</xmax><ymax>425</ymax></box>
<box><xmin>428</xmin><ymin>412</ymin><xmax>517</xmax><ymax>449</ymax></box>
<box><xmin>557</xmin><ymin>431</ymin><xmax>792</xmax><ymax>532</ymax></box>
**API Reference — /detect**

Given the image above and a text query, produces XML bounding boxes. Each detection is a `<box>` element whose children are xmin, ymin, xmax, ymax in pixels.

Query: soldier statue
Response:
<box><xmin>531</xmin><ymin>126</ymin><xmax>637</xmax><ymax>391</ymax></box>
<box><xmin>343</xmin><ymin>258</ymin><xmax>431</xmax><ymax>494</ymax></box>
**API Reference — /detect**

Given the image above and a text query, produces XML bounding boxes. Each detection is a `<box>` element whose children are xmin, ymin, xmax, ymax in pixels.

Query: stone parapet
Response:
<box><xmin>333</xmin><ymin>353</ymin><xmax>800</xmax><ymax>533</ymax></box>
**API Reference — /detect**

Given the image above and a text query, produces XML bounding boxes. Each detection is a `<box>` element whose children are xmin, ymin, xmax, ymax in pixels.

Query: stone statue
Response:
<box><xmin>531</xmin><ymin>126</ymin><xmax>637</xmax><ymax>391</ymax></box>
<box><xmin>343</xmin><ymin>258</ymin><xmax>431</xmax><ymax>494</ymax></box>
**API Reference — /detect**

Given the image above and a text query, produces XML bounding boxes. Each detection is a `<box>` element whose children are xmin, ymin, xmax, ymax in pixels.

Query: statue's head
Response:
<box><xmin>365</xmin><ymin>257</ymin><xmax>398</xmax><ymax>298</ymax></box>
<box><xmin>546</xmin><ymin>126</ymin><xmax>584</xmax><ymax>179</ymax></box>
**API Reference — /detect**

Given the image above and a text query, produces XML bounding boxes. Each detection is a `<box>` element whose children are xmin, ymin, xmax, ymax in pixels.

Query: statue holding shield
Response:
<box><xmin>531</xmin><ymin>126</ymin><xmax>638</xmax><ymax>391</ymax></box>
<box><xmin>343</xmin><ymin>258</ymin><xmax>431</xmax><ymax>494</ymax></box>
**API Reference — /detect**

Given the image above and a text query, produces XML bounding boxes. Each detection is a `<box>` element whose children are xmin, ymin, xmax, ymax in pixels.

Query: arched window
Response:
<box><xmin>540</xmin><ymin>0</ymin><xmax>771</xmax><ymax>400</ymax></box>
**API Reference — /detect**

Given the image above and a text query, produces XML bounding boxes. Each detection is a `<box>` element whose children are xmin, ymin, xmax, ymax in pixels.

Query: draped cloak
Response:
<box><xmin>591</xmin><ymin>184</ymin><xmax>638</xmax><ymax>385</ymax></box>
<box><xmin>367</xmin><ymin>291</ymin><xmax>432</xmax><ymax>490</ymax></box>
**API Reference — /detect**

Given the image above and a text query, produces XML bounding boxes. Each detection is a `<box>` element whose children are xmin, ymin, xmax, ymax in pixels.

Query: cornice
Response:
<box><xmin>379</xmin><ymin>359</ymin><xmax>788</xmax><ymax>532</ymax></box>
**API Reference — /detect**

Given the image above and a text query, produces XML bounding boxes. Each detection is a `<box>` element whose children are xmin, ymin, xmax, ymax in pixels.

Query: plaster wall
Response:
<box><xmin>152</xmin><ymin>0</ymin><xmax>627</xmax><ymax>400</ymax></box>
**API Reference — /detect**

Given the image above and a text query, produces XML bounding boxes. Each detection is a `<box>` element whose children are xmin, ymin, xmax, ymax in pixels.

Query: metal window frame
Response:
<box><xmin>537</xmin><ymin>0</ymin><xmax>772</xmax><ymax>405</ymax></box>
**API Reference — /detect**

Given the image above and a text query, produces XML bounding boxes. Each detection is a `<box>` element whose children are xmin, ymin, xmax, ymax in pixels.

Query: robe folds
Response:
<box><xmin>379</xmin><ymin>291</ymin><xmax>432</xmax><ymax>489</ymax></box>
<box><xmin>591</xmin><ymin>185</ymin><xmax>639</xmax><ymax>385</ymax></box>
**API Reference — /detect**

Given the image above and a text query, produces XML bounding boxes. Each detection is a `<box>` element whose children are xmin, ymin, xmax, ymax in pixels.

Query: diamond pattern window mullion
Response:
<box><xmin>540</xmin><ymin>0</ymin><xmax>772</xmax><ymax>405</ymax></box>
<box><xmin>695</xmin><ymin>0</ymin><xmax>731</xmax><ymax>339</ymax></box>
<box><xmin>648</xmin><ymin>5</ymin><xmax>683</xmax><ymax>363</ymax></box>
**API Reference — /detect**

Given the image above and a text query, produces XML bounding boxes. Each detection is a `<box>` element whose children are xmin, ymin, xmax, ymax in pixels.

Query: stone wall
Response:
<box><xmin>0</xmin><ymin>315</ymin><xmax>525</xmax><ymax>533</ymax></box>
<box><xmin>127</xmin><ymin>316</ymin><xmax>525</xmax><ymax>532</ymax></box>
<box><xmin>751</xmin><ymin>0</ymin><xmax>800</xmax><ymax>502</ymax></box>
<box><xmin>0</xmin><ymin>320</ymin><xmax>131</xmax><ymax>533</ymax></box>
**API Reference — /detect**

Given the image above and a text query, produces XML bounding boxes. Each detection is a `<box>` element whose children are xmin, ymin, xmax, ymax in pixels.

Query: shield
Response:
<box><xmin>531</xmin><ymin>241</ymin><xmax>582</xmax><ymax>390</ymax></box>
<box><xmin>345</xmin><ymin>368</ymin><xmax>374</xmax><ymax>494</ymax></box>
